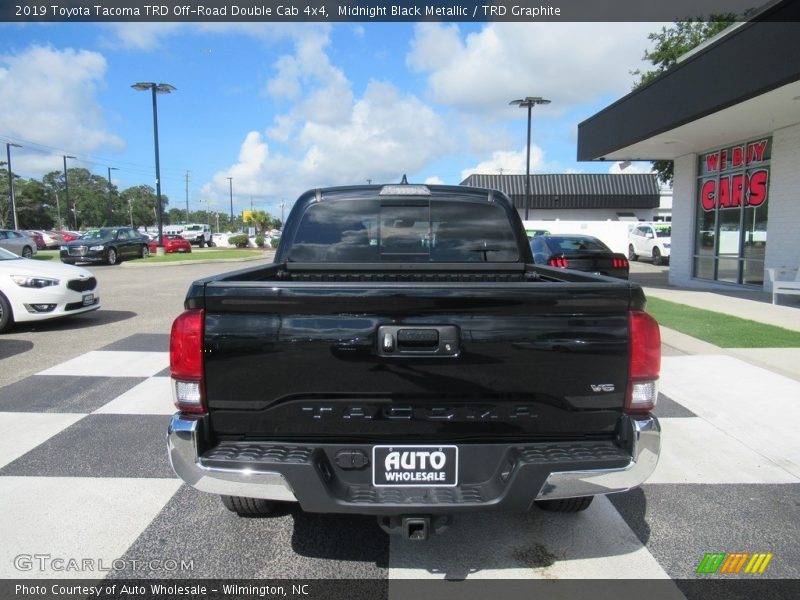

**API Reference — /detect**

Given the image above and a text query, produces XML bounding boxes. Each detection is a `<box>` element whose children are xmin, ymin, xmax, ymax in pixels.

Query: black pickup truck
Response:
<box><xmin>167</xmin><ymin>183</ymin><xmax>661</xmax><ymax>540</ymax></box>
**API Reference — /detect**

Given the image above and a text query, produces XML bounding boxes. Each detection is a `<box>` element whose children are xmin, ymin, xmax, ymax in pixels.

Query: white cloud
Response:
<box><xmin>608</xmin><ymin>160</ymin><xmax>654</xmax><ymax>175</ymax></box>
<box><xmin>408</xmin><ymin>22</ymin><xmax>657</xmax><ymax>116</ymax></box>
<box><xmin>100</xmin><ymin>23</ymin><xmax>185</xmax><ymax>51</ymax></box>
<box><xmin>202</xmin><ymin>31</ymin><xmax>455</xmax><ymax>207</ymax></box>
<box><xmin>0</xmin><ymin>45</ymin><xmax>123</xmax><ymax>173</ymax></box>
<box><xmin>425</xmin><ymin>176</ymin><xmax>444</xmax><ymax>185</ymax></box>
<box><xmin>461</xmin><ymin>146</ymin><xmax>545</xmax><ymax>181</ymax></box>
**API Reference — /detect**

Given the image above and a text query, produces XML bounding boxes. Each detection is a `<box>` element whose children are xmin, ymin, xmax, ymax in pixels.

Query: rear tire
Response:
<box><xmin>652</xmin><ymin>248</ymin><xmax>662</xmax><ymax>266</ymax></box>
<box><xmin>221</xmin><ymin>495</ymin><xmax>278</xmax><ymax>517</ymax></box>
<box><xmin>0</xmin><ymin>292</ymin><xmax>14</xmax><ymax>334</ymax></box>
<box><xmin>106</xmin><ymin>248</ymin><xmax>118</xmax><ymax>265</ymax></box>
<box><xmin>535</xmin><ymin>496</ymin><xmax>594</xmax><ymax>513</ymax></box>
<box><xmin>198</xmin><ymin>238</ymin><xmax>205</xmax><ymax>248</ymax></box>
<box><xmin>207</xmin><ymin>240</ymin><xmax>215</xmax><ymax>247</ymax></box>
<box><xmin>140</xmin><ymin>245</ymin><xmax>150</xmax><ymax>259</ymax></box>
<box><xmin>627</xmin><ymin>244</ymin><xmax>638</xmax><ymax>261</ymax></box>
<box><xmin>22</xmin><ymin>246</ymin><xmax>33</xmax><ymax>259</ymax></box>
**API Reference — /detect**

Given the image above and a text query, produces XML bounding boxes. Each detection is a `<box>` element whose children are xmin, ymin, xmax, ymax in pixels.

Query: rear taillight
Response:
<box><xmin>548</xmin><ymin>257</ymin><xmax>569</xmax><ymax>268</ymax></box>
<box><xmin>170</xmin><ymin>308</ymin><xmax>206</xmax><ymax>414</ymax></box>
<box><xmin>627</xmin><ymin>311</ymin><xmax>661</xmax><ymax>413</ymax></box>
<box><xmin>612</xmin><ymin>257</ymin><xmax>629</xmax><ymax>269</ymax></box>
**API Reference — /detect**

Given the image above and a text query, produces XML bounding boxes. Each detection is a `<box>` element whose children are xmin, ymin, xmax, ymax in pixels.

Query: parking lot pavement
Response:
<box><xmin>1</xmin><ymin>333</ymin><xmax>799</xmax><ymax>584</ymax></box>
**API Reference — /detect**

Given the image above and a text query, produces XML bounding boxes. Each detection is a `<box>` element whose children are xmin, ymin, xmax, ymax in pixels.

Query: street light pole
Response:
<box><xmin>5</xmin><ymin>143</ymin><xmax>22</xmax><ymax>230</ymax></box>
<box><xmin>63</xmin><ymin>154</ymin><xmax>76</xmax><ymax>229</ymax></box>
<box><xmin>509</xmin><ymin>96</ymin><xmax>550</xmax><ymax>221</ymax></box>
<box><xmin>279</xmin><ymin>200</ymin><xmax>286</xmax><ymax>229</ymax></box>
<box><xmin>107</xmin><ymin>166</ymin><xmax>119</xmax><ymax>226</ymax></box>
<box><xmin>132</xmin><ymin>82</ymin><xmax>176</xmax><ymax>248</ymax></box>
<box><xmin>227</xmin><ymin>177</ymin><xmax>233</xmax><ymax>224</ymax></box>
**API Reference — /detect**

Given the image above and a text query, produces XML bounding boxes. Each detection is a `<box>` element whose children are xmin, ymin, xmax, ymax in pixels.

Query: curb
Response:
<box><xmin>121</xmin><ymin>253</ymin><xmax>274</xmax><ymax>268</ymax></box>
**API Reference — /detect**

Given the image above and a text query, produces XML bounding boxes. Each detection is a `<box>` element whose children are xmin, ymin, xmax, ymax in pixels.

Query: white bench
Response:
<box><xmin>766</xmin><ymin>267</ymin><xmax>800</xmax><ymax>304</ymax></box>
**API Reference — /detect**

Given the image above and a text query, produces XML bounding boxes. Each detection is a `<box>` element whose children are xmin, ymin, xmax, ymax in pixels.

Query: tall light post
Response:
<box><xmin>63</xmin><ymin>155</ymin><xmax>76</xmax><ymax>229</ymax></box>
<box><xmin>279</xmin><ymin>199</ymin><xmax>286</xmax><ymax>229</ymax></box>
<box><xmin>5</xmin><ymin>142</ymin><xmax>22</xmax><ymax>229</ymax></box>
<box><xmin>107</xmin><ymin>166</ymin><xmax>119</xmax><ymax>226</ymax></box>
<box><xmin>132</xmin><ymin>82</ymin><xmax>176</xmax><ymax>248</ymax></box>
<box><xmin>226</xmin><ymin>177</ymin><xmax>233</xmax><ymax>224</ymax></box>
<box><xmin>509</xmin><ymin>96</ymin><xmax>550</xmax><ymax>220</ymax></box>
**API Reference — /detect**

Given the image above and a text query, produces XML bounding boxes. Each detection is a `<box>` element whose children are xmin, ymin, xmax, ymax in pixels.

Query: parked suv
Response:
<box><xmin>628</xmin><ymin>223</ymin><xmax>671</xmax><ymax>266</ymax></box>
<box><xmin>180</xmin><ymin>224</ymin><xmax>213</xmax><ymax>247</ymax></box>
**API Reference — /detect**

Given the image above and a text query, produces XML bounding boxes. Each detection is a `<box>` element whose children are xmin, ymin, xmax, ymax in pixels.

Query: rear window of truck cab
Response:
<box><xmin>286</xmin><ymin>198</ymin><xmax>520</xmax><ymax>263</ymax></box>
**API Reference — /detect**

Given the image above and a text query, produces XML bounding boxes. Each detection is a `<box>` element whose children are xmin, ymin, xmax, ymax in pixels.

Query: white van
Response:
<box><xmin>628</xmin><ymin>223</ymin><xmax>671</xmax><ymax>266</ymax></box>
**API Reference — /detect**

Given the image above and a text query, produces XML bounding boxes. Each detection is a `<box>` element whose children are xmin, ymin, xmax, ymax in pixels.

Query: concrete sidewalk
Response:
<box><xmin>628</xmin><ymin>265</ymin><xmax>800</xmax><ymax>381</ymax></box>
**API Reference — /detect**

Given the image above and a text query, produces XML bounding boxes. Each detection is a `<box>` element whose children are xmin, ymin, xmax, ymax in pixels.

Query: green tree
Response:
<box><xmin>16</xmin><ymin>179</ymin><xmax>56</xmax><ymax>230</ymax></box>
<box><xmin>250</xmin><ymin>209</ymin><xmax>274</xmax><ymax>235</ymax></box>
<box><xmin>120</xmin><ymin>185</ymin><xmax>169</xmax><ymax>230</ymax></box>
<box><xmin>633</xmin><ymin>15</ymin><xmax>737</xmax><ymax>185</ymax></box>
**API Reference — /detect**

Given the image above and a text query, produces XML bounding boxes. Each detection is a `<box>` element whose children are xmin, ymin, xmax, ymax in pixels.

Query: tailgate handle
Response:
<box><xmin>377</xmin><ymin>326</ymin><xmax>459</xmax><ymax>357</ymax></box>
<box><xmin>397</xmin><ymin>329</ymin><xmax>439</xmax><ymax>347</ymax></box>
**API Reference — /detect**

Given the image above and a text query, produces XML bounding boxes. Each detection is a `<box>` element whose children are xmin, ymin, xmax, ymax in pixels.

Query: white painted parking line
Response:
<box><xmin>651</xmin><ymin>417</ymin><xmax>799</xmax><ymax>484</ymax></box>
<box><xmin>37</xmin><ymin>351</ymin><xmax>168</xmax><ymax>378</ymax></box>
<box><xmin>0</xmin><ymin>412</ymin><xmax>85</xmax><ymax>469</ymax></box>
<box><xmin>661</xmin><ymin>355</ymin><xmax>800</xmax><ymax>479</ymax></box>
<box><xmin>0</xmin><ymin>477</ymin><xmax>182</xmax><ymax>578</ymax></box>
<box><xmin>94</xmin><ymin>377</ymin><xmax>174</xmax><ymax>415</ymax></box>
<box><xmin>389</xmin><ymin>496</ymin><xmax>670</xmax><ymax>579</ymax></box>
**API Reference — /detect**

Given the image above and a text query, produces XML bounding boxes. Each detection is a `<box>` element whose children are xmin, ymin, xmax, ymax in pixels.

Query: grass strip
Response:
<box><xmin>645</xmin><ymin>296</ymin><xmax>800</xmax><ymax>348</ymax></box>
<box><xmin>142</xmin><ymin>250</ymin><xmax>266</xmax><ymax>263</ymax></box>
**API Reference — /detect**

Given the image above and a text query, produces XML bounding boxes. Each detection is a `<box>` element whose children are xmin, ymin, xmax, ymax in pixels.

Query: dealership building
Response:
<box><xmin>577</xmin><ymin>0</ymin><xmax>800</xmax><ymax>290</ymax></box>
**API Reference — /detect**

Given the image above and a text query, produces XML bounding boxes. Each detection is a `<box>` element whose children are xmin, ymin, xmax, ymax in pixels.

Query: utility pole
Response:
<box><xmin>279</xmin><ymin>200</ymin><xmax>286</xmax><ymax>229</ymax></box>
<box><xmin>63</xmin><ymin>155</ymin><xmax>76</xmax><ymax>229</ymax></box>
<box><xmin>107</xmin><ymin>167</ymin><xmax>119</xmax><ymax>226</ymax></box>
<box><xmin>5</xmin><ymin>142</ymin><xmax>22</xmax><ymax>229</ymax></box>
<box><xmin>185</xmin><ymin>170</ymin><xmax>190</xmax><ymax>223</ymax></box>
<box><xmin>227</xmin><ymin>177</ymin><xmax>233</xmax><ymax>223</ymax></box>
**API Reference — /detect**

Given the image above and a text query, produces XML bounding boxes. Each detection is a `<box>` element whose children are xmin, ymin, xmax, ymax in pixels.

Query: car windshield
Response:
<box><xmin>185</xmin><ymin>225</ymin><xmax>202</xmax><ymax>231</ymax></box>
<box><xmin>547</xmin><ymin>236</ymin><xmax>611</xmax><ymax>254</ymax></box>
<box><xmin>80</xmin><ymin>228</ymin><xmax>117</xmax><ymax>240</ymax></box>
<box><xmin>0</xmin><ymin>247</ymin><xmax>21</xmax><ymax>261</ymax></box>
<box><xmin>655</xmin><ymin>226</ymin><xmax>671</xmax><ymax>238</ymax></box>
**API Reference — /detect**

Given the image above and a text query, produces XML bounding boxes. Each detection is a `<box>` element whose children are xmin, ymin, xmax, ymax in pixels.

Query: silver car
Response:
<box><xmin>0</xmin><ymin>230</ymin><xmax>38</xmax><ymax>258</ymax></box>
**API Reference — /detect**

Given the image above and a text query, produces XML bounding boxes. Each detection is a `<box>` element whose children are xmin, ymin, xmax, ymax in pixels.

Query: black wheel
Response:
<box><xmin>652</xmin><ymin>248</ymin><xmax>662</xmax><ymax>266</ymax></box>
<box><xmin>106</xmin><ymin>248</ymin><xmax>118</xmax><ymax>265</ymax></box>
<box><xmin>628</xmin><ymin>244</ymin><xmax>638</xmax><ymax>261</ymax></box>
<box><xmin>198</xmin><ymin>238</ymin><xmax>205</xmax><ymax>248</ymax></box>
<box><xmin>0</xmin><ymin>292</ymin><xmax>13</xmax><ymax>334</ymax></box>
<box><xmin>221</xmin><ymin>495</ymin><xmax>278</xmax><ymax>517</ymax></box>
<box><xmin>207</xmin><ymin>240</ymin><xmax>215</xmax><ymax>247</ymax></box>
<box><xmin>21</xmin><ymin>246</ymin><xmax>33</xmax><ymax>259</ymax></box>
<box><xmin>141</xmin><ymin>245</ymin><xmax>150</xmax><ymax>259</ymax></box>
<box><xmin>535</xmin><ymin>496</ymin><xmax>594</xmax><ymax>513</ymax></box>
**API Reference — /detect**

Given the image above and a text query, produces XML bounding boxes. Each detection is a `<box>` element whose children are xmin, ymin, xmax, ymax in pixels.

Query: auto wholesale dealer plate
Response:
<box><xmin>372</xmin><ymin>445</ymin><xmax>458</xmax><ymax>487</ymax></box>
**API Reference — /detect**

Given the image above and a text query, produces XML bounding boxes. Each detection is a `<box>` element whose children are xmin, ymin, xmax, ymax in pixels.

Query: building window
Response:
<box><xmin>694</xmin><ymin>137</ymin><xmax>770</xmax><ymax>285</ymax></box>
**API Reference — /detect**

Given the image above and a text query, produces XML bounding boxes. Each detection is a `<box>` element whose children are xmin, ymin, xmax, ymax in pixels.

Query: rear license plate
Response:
<box><xmin>372</xmin><ymin>445</ymin><xmax>458</xmax><ymax>487</ymax></box>
<box><xmin>82</xmin><ymin>293</ymin><xmax>94</xmax><ymax>306</ymax></box>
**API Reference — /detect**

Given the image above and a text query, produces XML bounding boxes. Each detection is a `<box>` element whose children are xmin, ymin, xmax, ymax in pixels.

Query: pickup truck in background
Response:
<box><xmin>180</xmin><ymin>224</ymin><xmax>214</xmax><ymax>248</ymax></box>
<box><xmin>167</xmin><ymin>183</ymin><xmax>661</xmax><ymax>541</ymax></box>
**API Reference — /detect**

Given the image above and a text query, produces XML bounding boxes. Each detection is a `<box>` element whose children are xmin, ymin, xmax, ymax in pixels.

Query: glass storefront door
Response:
<box><xmin>693</xmin><ymin>137</ymin><xmax>770</xmax><ymax>286</ymax></box>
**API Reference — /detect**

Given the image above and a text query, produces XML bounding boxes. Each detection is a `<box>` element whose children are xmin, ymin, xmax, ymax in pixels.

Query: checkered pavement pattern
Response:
<box><xmin>1</xmin><ymin>334</ymin><xmax>798</xmax><ymax>582</ymax></box>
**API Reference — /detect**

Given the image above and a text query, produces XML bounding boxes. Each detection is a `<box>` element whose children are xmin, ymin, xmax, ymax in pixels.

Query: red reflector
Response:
<box><xmin>627</xmin><ymin>311</ymin><xmax>661</xmax><ymax>412</ymax></box>
<box><xmin>170</xmin><ymin>309</ymin><xmax>204</xmax><ymax>380</ymax></box>
<box><xmin>548</xmin><ymin>257</ymin><xmax>569</xmax><ymax>268</ymax></box>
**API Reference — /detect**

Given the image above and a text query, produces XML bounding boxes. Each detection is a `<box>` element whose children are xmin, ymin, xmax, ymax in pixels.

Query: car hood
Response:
<box><xmin>0</xmin><ymin>257</ymin><xmax>95</xmax><ymax>280</ymax></box>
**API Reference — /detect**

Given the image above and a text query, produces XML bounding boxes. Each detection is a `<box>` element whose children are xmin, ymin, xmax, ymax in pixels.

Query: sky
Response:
<box><xmin>0</xmin><ymin>21</ymin><xmax>663</xmax><ymax>219</ymax></box>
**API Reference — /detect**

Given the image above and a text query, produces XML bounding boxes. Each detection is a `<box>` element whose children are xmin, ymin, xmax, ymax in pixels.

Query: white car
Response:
<box><xmin>628</xmin><ymin>223</ymin><xmax>672</xmax><ymax>266</ymax></box>
<box><xmin>180</xmin><ymin>224</ymin><xmax>214</xmax><ymax>247</ymax></box>
<box><xmin>0</xmin><ymin>246</ymin><xmax>100</xmax><ymax>333</ymax></box>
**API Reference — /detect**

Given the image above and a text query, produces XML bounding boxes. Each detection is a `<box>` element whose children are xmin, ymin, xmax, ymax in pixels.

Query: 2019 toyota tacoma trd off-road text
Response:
<box><xmin>167</xmin><ymin>183</ymin><xmax>661</xmax><ymax>540</ymax></box>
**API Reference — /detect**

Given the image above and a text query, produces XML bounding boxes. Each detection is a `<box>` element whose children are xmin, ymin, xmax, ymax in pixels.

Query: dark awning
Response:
<box><xmin>577</xmin><ymin>0</ymin><xmax>800</xmax><ymax>161</ymax></box>
<box><xmin>460</xmin><ymin>174</ymin><xmax>660</xmax><ymax>209</ymax></box>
